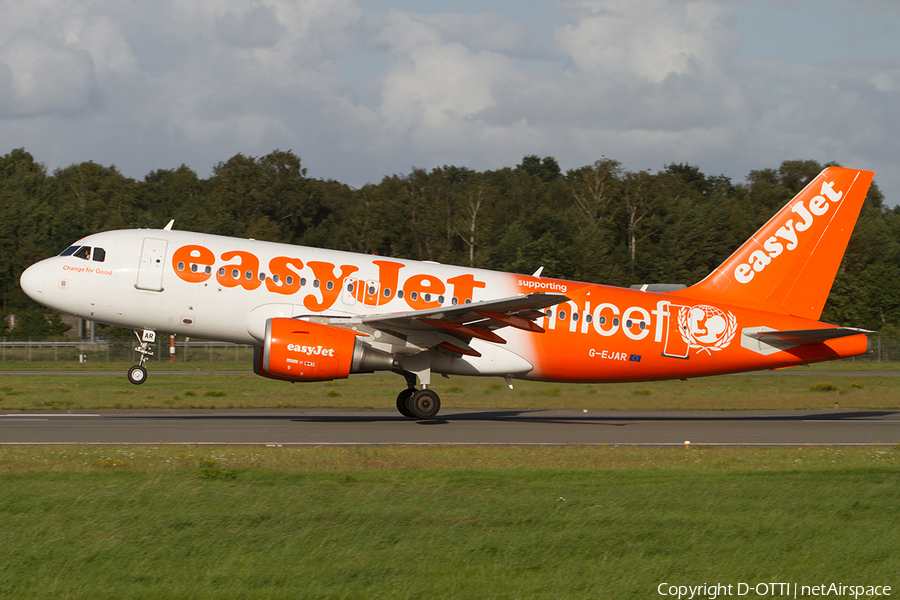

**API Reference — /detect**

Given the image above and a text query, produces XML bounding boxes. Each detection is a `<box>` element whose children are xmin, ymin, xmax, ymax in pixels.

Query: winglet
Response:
<box><xmin>673</xmin><ymin>167</ymin><xmax>874</xmax><ymax>320</ymax></box>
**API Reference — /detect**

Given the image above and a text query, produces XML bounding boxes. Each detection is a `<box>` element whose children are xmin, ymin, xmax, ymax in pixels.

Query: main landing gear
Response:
<box><xmin>127</xmin><ymin>329</ymin><xmax>155</xmax><ymax>385</ymax></box>
<box><xmin>396</xmin><ymin>372</ymin><xmax>441</xmax><ymax>420</ymax></box>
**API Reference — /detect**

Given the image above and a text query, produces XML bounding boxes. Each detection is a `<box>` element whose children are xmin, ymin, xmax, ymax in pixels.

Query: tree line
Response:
<box><xmin>2</xmin><ymin>148</ymin><xmax>898</xmax><ymax>339</ymax></box>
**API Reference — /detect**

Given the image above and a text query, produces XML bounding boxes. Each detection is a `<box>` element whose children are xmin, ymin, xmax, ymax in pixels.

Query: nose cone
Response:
<box><xmin>20</xmin><ymin>262</ymin><xmax>45</xmax><ymax>303</ymax></box>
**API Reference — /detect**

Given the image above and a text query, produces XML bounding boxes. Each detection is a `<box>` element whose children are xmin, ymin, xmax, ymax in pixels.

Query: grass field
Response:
<box><xmin>2</xmin><ymin>363</ymin><xmax>897</xmax><ymax>598</ymax></box>
<box><xmin>0</xmin><ymin>445</ymin><xmax>898</xmax><ymax>599</ymax></box>
<box><xmin>0</xmin><ymin>369</ymin><xmax>899</xmax><ymax>411</ymax></box>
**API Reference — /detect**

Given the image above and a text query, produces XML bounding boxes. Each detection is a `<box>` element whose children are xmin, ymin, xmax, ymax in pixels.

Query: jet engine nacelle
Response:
<box><xmin>254</xmin><ymin>318</ymin><xmax>394</xmax><ymax>382</ymax></box>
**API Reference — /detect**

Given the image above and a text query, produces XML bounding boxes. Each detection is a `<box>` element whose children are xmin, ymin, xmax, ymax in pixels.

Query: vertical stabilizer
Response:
<box><xmin>673</xmin><ymin>167</ymin><xmax>874</xmax><ymax>320</ymax></box>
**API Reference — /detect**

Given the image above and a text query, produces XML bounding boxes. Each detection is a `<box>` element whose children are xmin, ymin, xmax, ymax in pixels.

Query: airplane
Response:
<box><xmin>19</xmin><ymin>166</ymin><xmax>874</xmax><ymax>419</ymax></box>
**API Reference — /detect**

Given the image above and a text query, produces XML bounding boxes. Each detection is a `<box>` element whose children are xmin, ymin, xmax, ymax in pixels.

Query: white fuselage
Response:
<box><xmin>20</xmin><ymin>228</ymin><xmax>541</xmax><ymax>380</ymax></box>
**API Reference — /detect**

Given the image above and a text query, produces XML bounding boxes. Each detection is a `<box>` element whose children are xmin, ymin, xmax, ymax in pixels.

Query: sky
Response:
<box><xmin>2</xmin><ymin>0</ymin><xmax>899</xmax><ymax>206</ymax></box>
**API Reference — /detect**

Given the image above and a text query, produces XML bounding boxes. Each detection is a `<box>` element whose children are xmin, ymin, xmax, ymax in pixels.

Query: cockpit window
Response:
<box><xmin>73</xmin><ymin>246</ymin><xmax>92</xmax><ymax>260</ymax></box>
<box><xmin>92</xmin><ymin>248</ymin><xmax>106</xmax><ymax>262</ymax></box>
<box><xmin>59</xmin><ymin>246</ymin><xmax>80</xmax><ymax>257</ymax></box>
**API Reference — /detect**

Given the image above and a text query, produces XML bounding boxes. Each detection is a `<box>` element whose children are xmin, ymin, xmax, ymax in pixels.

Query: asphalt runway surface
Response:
<box><xmin>1</xmin><ymin>408</ymin><xmax>898</xmax><ymax>446</ymax></box>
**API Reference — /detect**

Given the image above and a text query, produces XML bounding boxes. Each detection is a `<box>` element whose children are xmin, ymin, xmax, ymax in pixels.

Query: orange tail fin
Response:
<box><xmin>673</xmin><ymin>167</ymin><xmax>874</xmax><ymax>320</ymax></box>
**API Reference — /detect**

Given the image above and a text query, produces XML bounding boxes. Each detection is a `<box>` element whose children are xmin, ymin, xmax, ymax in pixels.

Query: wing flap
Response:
<box><xmin>361</xmin><ymin>292</ymin><xmax>568</xmax><ymax>351</ymax></box>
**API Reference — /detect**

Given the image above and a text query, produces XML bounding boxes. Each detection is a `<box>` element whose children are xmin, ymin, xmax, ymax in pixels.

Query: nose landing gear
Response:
<box><xmin>128</xmin><ymin>329</ymin><xmax>156</xmax><ymax>385</ymax></box>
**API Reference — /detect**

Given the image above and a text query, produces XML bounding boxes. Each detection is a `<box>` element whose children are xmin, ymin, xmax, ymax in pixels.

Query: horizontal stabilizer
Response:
<box><xmin>629</xmin><ymin>283</ymin><xmax>687</xmax><ymax>293</ymax></box>
<box><xmin>748</xmin><ymin>327</ymin><xmax>872</xmax><ymax>345</ymax></box>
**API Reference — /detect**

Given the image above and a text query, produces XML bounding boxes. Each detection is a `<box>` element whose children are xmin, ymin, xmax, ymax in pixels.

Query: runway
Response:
<box><xmin>1</xmin><ymin>408</ymin><xmax>898</xmax><ymax>446</ymax></box>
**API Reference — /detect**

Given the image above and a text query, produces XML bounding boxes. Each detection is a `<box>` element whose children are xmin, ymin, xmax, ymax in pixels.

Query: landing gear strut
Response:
<box><xmin>396</xmin><ymin>372</ymin><xmax>441</xmax><ymax>420</ymax></box>
<box><xmin>128</xmin><ymin>329</ymin><xmax>155</xmax><ymax>385</ymax></box>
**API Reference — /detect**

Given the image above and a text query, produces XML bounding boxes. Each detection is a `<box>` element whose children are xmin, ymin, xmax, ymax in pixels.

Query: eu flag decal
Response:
<box><xmin>628</xmin><ymin>354</ymin><xmax>642</xmax><ymax>362</ymax></box>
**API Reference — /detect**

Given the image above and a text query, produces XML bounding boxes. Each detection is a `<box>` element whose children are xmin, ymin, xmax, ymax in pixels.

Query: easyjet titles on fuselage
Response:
<box><xmin>170</xmin><ymin>244</ymin><xmax>489</xmax><ymax>313</ymax></box>
<box><xmin>168</xmin><ymin>244</ymin><xmax>698</xmax><ymax>347</ymax></box>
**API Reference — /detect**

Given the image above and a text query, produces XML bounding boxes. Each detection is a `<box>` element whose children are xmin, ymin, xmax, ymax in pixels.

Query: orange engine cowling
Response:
<box><xmin>254</xmin><ymin>318</ymin><xmax>393</xmax><ymax>382</ymax></box>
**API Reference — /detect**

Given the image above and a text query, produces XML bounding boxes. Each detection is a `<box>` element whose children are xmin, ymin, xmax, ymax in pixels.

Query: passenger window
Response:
<box><xmin>92</xmin><ymin>248</ymin><xmax>106</xmax><ymax>262</ymax></box>
<box><xmin>73</xmin><ymin>246</ymin><xmax>91</xmax><ymax>260</ymax></box>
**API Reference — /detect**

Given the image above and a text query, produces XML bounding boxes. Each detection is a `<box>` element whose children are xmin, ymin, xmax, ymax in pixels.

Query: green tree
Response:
<box><xmin>6</xmin><ymin>310</ymin><xmax>70</xmax><ymax>340</ymax></box>
<box><xmin>517</xmin><ymin>155</ymin><xmax>561</xmax><ymax>183</ymax></box>
<box><xmin>0</xmin><ymin>149</ymin><xmax>54</xmax><ymax>309</ymax></box>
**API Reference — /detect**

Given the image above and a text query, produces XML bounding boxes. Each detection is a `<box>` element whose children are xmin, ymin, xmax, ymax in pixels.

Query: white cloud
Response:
<box><xmin>374</xmin><ymin>11</ymin><xmax>522</xmax><ymax>146</ymax></box>
<box><xmin>0</xmin><ymin>34</ymin><xmax>98</xmax><ymax>117</ymax></box>
<box><xmin>554</xmin><ymin>0</ymin><xmax>735</xmax><ymax>82</ymax></box>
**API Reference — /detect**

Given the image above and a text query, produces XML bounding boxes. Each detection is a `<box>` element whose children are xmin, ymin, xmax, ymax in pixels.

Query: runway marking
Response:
<box><xmin>1</xmin><ymin>414</ymin><xmax>100</xmax><ymax>417</ymax></box>
<box><xmin>802</xmin><ymin>419</ymin><xmax>900</xmax><ymax>423</ymax></box>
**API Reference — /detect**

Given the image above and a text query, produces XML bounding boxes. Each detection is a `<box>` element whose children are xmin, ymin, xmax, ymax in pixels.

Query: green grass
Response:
<box><xmin>0</xmin><ymin>446</ymin><xmax>897</xmax><ymax>599</ymax></box>
<box><xmin>0</xmin><ymin>371</ymin><xmax>898</xmax><ymax>410</ymax></box>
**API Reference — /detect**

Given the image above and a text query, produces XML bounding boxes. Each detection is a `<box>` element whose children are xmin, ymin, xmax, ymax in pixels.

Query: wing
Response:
<box><xmin>361</xmin><ymin>292</ymin><xmax>568</xmax><ymax>357</ymax></box>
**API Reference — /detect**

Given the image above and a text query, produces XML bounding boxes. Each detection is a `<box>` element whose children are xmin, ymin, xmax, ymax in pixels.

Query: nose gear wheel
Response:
<box><xmin>128</xmin><ymin>329</ymin><xmax>155</xmax><ymax>385</ymax></box>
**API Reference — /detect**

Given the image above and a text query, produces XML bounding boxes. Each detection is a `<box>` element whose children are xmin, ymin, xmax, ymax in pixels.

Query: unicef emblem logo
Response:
<box><xmin>678</xmin><ymin>305</ymin><xmax>737</xmax><ymax>355</ymax></box>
